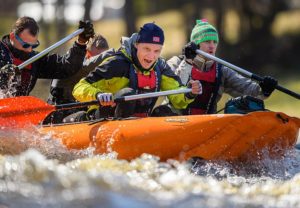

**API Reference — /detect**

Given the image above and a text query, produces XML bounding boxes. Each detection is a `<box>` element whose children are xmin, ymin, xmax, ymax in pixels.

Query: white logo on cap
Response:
<box><xmin>153</xmin><ymin>37</ymin><xmax>160</xmax><ymax>42</ymax></box>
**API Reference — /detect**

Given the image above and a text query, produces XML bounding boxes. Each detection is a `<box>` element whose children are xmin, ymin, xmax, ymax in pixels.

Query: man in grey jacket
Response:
<box><xmin>167</xmin><ymin>19</ymin><xmax>277</xmax><ymax>115</ymax></box>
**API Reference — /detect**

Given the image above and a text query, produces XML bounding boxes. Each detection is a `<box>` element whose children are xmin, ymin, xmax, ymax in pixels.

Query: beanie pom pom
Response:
<box><xmin>196</xmin><ymin>19</ymin><xmax>208</xmax><ymax>25</ymax></box>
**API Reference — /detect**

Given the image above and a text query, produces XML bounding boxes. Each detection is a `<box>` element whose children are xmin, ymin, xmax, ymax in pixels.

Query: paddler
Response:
<box><xmin>167</xmin><ymin>19</ymin><xmax>278</xmax><ymax>115</ymax></box>
<box><xmin>0</xmin><ymin>16</ymin><xmax>94</xmax><ymax>97</ymax></box>
<box><xmin>72</xmin><ymin>22</ymin><xmax>202</xmax><ymax>120</ymax></box>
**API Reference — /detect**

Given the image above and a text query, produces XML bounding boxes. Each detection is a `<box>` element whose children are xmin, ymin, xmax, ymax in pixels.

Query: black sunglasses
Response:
<box><xmin>14</xmin><ymin>33</ymin><xmax>40</xmax><ymax>49</ymax></box>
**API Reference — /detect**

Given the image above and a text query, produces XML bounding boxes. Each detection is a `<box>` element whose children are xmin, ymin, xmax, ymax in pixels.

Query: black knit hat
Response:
<box><xmin>136</xmin><ymin>23</ymin><xmax>164</xmax><ymax>45</ymax></box>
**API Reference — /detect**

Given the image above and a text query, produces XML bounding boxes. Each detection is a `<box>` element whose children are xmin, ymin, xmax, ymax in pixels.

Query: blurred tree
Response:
<box><xmin>37</xmin><ymin>0</ymin><xmax>51</xmax><ymax>47</ymax></box>
<box><xmin>1</xmin><ymin>0</ymin><xmax>299</xmax><ymax>75</ymax></box>
<box><xmin>209</xmin><ymin>0</ymin><xmax>299</xmax><ymax>74</ymax></box>
<box><xmin>0</xmin><ymin>0</ymin><xmax>19</xmax><ymax>35</ymax></box>
<box><xmin>83</xmin><ymin>0</ymin><xmax>92</xmax><ymax>20</ymax></box>
<box><xmin>124</xmin><ymin>0</ymin><xmax>137</xmax><ymax>36</ymax></box>
<box><xmin>180</xmin><ymin>0</ymin><xmax>204</xmax><ymax>42</ymax></box>
<box><xmin>232</xmin><ymin>0</ymin><xmax>290</xmax><ymax>72</ymax></box>
<box><xmin>154</xmin><ymin>0</ymin><xmax>299</xmax><ymax>74</ymax></box>
<box><xmin>55</xmin><ymin>0</ymin><xmax>67</xmax><ymax>40</ymax></box>
<box><xmin>0</xmin><ymin>0</ymin><xmax>19</xmax><ymax>17</ymax></box>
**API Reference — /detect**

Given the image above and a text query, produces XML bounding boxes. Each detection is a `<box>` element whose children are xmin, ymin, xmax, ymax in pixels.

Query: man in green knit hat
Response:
<box><xmin>167</xmin><ymin>19</ymin><xmax>278</xmax><ymax>115</ymax></box>
<box><xmin>190</xmin><ymin>19</ymin><xmax>219</xmax><ymax>46</ymax></box>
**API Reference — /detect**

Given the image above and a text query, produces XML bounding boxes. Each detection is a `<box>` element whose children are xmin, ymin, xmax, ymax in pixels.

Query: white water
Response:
<box><xmin>0</xmin><ymin>127</ymin><xmax>300</xmax><ymax>208</ymax></box>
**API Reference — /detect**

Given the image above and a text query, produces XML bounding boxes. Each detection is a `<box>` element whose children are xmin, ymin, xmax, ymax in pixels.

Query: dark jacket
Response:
<box><xmin>48</xmin><ymin>49</ymin><xmax>113</xmax><ymax>104</ymax></box>
<box><xmin>0</xmin><ymin>34</ymin><xmax>86</xmax><ymax>96</ymax></box>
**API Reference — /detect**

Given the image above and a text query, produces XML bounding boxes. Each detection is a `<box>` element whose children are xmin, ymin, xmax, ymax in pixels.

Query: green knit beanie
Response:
<box><xmin>190</xmin><ymin>19</ymin><xmax>219</xmax><ymax>45</ymax></box>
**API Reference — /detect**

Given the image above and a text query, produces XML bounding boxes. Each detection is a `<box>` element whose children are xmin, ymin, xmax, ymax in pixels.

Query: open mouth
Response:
<box><xmin>144</xmin><ymin>59</ymin><xmax>153</xmax><ymax>64</ymax></box>
<box><xmin>142</xmin><ymin>58</ymin><xmax>154</xmax><ymax>67</ymax></box>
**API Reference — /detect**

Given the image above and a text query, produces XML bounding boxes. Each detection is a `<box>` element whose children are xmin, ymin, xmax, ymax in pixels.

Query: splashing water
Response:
<box><xmin>0</xmin><ymin>75</ymin><xmax>20</xmax><ymax>99</ymax></box>
<box><xmin>0</xmin><ymin>128</ymin><xmax>300</xmax><ymax>208</ymax></box>
<box><xmin>190</xmin><ymin>147</ymin><xmax>300</xmax><ymax>180</ymax></box>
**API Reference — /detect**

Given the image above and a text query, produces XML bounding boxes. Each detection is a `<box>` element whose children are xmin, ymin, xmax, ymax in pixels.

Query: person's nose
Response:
<box><xmin>147</xmin><ymin>51</ymin><xmax>156</xmax><ymax>60</ymax></box>
<box><xmin>208</xmin><ymin>41</ymin><xmax>215</xmax><ymax>48</ymax></box>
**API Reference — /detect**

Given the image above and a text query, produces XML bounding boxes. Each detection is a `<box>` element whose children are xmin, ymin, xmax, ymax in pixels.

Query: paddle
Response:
<box><xmin>0</xmin><ymin>88</ymin><xmax>192</xmax><ymax>128</ymax></box>
<box><xmin>0</xmin><ymin>29</ymin><xmax>85</xmax><ymax>127</ymax></box>
<box><xmin>18</xmin><ymin>28</ymin><xmax>84</xmax><ymax>70</ymax></box>
<box><xmin>196</xmin><ymin>49</ymin><xmax>300</xmax><ymax>100</ymax></box>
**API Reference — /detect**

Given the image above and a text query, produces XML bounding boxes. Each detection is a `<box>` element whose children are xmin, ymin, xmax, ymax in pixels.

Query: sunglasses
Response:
<box><xmin>14</xmin><ymin>33</ymin><xmax>40</xmax><ymax>49</ymax></box>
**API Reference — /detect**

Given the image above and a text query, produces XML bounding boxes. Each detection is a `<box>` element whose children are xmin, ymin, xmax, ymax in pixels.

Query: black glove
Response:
<box><xmin>259</xmin><ymin>76</ymin><xmax>278</xmax><ymax>97</ymax></box>
<box><xmin>182</xmin><ymin>42</ymin><xmax>198</xmax><ymax>59</ymax></box>
<box><xmin>78</xmin><ymin>20</ymin><xmax>95</xmax><ymax>43</ymax></box>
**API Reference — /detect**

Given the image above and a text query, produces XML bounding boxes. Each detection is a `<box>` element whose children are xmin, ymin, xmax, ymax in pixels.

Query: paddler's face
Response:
<box><xmin>199</xmin><ymin>40</ymin><xmax>218</xmax><ymax>56</ymax></box>
<box><xmin>135</xmin><ymin>43</ymin><xmax>162</xmax><ymax>69</ymax></box>
<box><xmin>88</xmin><ymin>46</ymin><xmax>108</xmax><ymax>57</ymax></box>
<box><xmin>10</xmin><ymin>29</ymin><xmax>39</xmax><ymax>53</ymax></box>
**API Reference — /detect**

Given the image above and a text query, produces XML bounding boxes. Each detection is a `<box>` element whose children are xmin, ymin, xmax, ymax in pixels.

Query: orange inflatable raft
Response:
<box><xmin>39</xmin><ymin>111</ymin><xmax>300</xmax><ymax>162</ymax></box>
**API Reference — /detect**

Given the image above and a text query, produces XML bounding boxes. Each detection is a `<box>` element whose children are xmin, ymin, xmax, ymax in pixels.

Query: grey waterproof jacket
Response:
<box><xmin>167</xmin><ymin>56</ymin><xmax>266</xmax><ymax>113</ymax></box>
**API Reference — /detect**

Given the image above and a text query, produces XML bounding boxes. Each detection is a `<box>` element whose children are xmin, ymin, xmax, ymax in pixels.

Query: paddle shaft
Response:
<box><xmin>196</xmin><ymin>49</ymin><xmax>300</xmax><ymax>100</ymax></box>
<box><xmin>17</xmin><ymin>28</ymin><xmax>84</xmax><ymax>70</ymax></box>
<box><xmin>55</xmin><ymin>88</ymin><xmax>192</xmax><ymax>111</ymax></box>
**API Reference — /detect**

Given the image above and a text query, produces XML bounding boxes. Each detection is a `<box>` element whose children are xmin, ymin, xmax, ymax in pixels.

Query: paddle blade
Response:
<box><xmin>0</xmin><ymin>96</ymin><xmax>55</xmax><ymax>128</ymax></box>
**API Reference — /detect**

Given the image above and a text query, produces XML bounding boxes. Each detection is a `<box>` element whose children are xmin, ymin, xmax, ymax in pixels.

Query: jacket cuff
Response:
<box><xmin>184</xmin><ymin>92</ymin><xmax>196</xmax><ymax>99</ymax></box>
<box><xmin>95</xmin><ymin>91</ymin><xmax>103</xmax><ymax>100</ymax></box>
<box><xmin>74</xmin><ymin>41</ymin><xmax>87</xmax><ymax>49</ymax></box>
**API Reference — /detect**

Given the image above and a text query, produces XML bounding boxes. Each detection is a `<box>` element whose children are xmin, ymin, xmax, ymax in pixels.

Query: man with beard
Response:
<box><xmin>0</xmin><ymin>16</ymin><xmax>94</xmax><ymax>97</ymax></box>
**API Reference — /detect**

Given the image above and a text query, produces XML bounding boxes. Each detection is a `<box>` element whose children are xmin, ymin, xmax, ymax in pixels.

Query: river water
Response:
<box><xmin>0</xmin><ymin>126</ymin><xmax>299</xmax><ymax>208</ymax></box>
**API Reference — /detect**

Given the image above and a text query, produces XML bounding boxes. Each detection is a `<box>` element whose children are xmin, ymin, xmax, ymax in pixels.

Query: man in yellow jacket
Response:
<box><xmin>73</xmin><ymin>23</ymin><xmax>201</xmax><ymax>119</ymax></box>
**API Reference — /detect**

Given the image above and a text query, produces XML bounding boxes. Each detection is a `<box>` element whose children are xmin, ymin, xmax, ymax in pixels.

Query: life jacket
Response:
<box><xmin>85</xmin><ymin>50</ymin><xmax>94</xmax><ymax>59</ymax></box>
<box><xmin>185</xmin><ymin>63</ymin><xmax>222</xmax><ymax>115</ymax></box>
<box><xmin>13</xmin><ymin>57</ymin><xmax>32</xmax><ymax>95</ymax></box>
<box><xmin>0</xmin><ymin>40</ymin><xmax>34</xmax><ymax>96</ymax></box>
<box><xmin>129</xmin><ymin>64</ymin><xmax>161</xmax><ymax>117</ymax></box>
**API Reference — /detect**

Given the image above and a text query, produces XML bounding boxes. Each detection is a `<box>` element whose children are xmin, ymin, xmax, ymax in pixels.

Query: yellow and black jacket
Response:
<box><xmin>73</xmin><ymin>33</ymin><xmax>194</xmax><ymax>113</ymax></box>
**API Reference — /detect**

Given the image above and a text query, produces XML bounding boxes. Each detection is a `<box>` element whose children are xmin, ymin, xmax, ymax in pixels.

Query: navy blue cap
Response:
<box><xmin>136</xmin><ymin>23</ymin><xmax>164</xmax><ymax>45</ymax></box>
